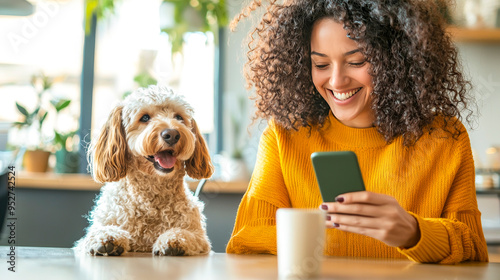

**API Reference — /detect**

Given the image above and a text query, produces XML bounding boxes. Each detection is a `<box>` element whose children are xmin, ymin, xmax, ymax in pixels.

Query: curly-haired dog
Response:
<box><xmin>74</xmin><ymin>85</ymin><xmax>214</xmax><ymax>256</ymax></box>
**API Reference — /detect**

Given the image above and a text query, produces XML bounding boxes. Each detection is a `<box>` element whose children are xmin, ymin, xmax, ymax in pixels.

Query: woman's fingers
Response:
<box><xmin>320</xmin><ymin>192</ymin><xmax>397</xmax><ymax>216</ymax></box>
<box><xmin>325</xmin><ymin>212</ymin><xmax>419</xmax><ymax>247</ymax></box>
<box><xmin>327</xmin><ymin>221</ymin><xmax>380</xmax><ymax>239</ymax></box>
<box><xmin>319</xmin><ymin>191</ymin><xmax>420</xmax><ymax>248</ymax></box>
<box><xmin>322</xmin><ymin>202</ymin><xmax>381</xmax><ymax>217</ymax></box>
<box><xmin>335</xmin><ymin>191</ymin><xmax>396</xmax><ymax>205</ymax></box>
<box><xmin>326</xmin><ymin>213</ymin><xmax>381</xmax><ymax>229</ymax></box>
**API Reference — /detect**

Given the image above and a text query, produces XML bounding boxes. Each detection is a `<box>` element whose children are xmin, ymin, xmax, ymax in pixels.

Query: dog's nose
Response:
<box><xmin>161</xmin><ymin>129</ymin><xmax>180</xmax><ymax>145</ymax></box>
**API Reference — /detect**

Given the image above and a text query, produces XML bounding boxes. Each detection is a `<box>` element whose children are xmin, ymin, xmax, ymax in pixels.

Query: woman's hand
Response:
<box><xmin>320</xmin><ymin>191</ymin><xmax>420</xmax><ymax>248</ymax></box>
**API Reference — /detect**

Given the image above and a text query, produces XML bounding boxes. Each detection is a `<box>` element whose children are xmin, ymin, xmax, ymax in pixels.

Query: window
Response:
<box><xmin>0</xmin><ymin>0</ymin><xmax>83</xmax><ymax>150</ymax></box>
<box><xmin>1</xmin><ymin>0</ymin><xmax>216</xmax><ymax>161</ymax></box>
<box><xmin>92</xmin><ymin>0</ymin><xmax>215</xmax><ymax>136</ymax></box>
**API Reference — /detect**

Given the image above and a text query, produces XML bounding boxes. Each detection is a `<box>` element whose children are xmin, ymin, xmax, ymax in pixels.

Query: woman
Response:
<box><xmin>226</xmin><ymin>0</ymin><xmax>488</xmax><ymax>264</ymax></box>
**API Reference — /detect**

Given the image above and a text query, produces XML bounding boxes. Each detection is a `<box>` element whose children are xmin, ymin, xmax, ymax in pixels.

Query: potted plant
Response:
<box><xmin>51</xmin><ymin>99</ymin><xmax>79</xmax><ymax>173</ymax></box>
<box><xmin>53</xmin><ymin>130</ymin><xmax>79</xmax><ymax>173</ymax></box>
<box><xmin>13</xmin><ymin>73</ymin><xmax>53</xmax><ymax>172</ymax></box>
<box><xmin>13</xmin><ymin>73</ymin><xmax>77</xmax><ymax>173</ymax></box>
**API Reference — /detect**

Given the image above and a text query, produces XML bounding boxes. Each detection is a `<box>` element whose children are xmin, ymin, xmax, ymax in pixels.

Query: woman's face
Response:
<box><xmin>310</xmin><ymin>18</ymin><xmax>375</xmax><ymax>128</ymax></box>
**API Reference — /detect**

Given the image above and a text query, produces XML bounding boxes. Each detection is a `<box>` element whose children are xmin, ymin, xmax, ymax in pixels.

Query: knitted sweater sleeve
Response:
<box><xmin>398</xmin><ymin>128</ymin><xmax>489</xmax><ymax>264</ymax></box>
<box><xmin>226</xmin><ymin>123</ymin><xmax>291</xmax><ymax>254</ymax></box>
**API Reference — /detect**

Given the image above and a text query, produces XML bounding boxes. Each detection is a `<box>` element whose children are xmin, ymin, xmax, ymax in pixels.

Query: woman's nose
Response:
<box><xmin>329</xmin><ymin>65</ymin><xmax>349</xmax><ymax>88</ymax></box>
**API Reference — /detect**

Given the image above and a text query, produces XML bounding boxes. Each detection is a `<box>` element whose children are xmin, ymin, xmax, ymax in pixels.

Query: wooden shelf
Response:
<box><xmin>17</xmin><ymin>172</ymin><xmax>101</xmax><ymax>191</ymax></box>
<box><xmin>16</xmin><ymin>172</ymin><xmax>248</xmax><ymax>193</ymax></box>
<box><xmin>448</xmin><ymin>26</ymin><xmax>500</xmax><ymax>42</ymax></box>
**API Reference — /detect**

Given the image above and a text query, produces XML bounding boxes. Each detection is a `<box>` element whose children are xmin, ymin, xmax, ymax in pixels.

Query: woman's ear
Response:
<box><xmin>88</xmin><ymin>106</ymin><xmax>128</xmax><ymax>183</ymax></box>
<box><xmin>185</xmin><ymin>119</ymin><xmax>214</xmax><ymax>180</ymax></box>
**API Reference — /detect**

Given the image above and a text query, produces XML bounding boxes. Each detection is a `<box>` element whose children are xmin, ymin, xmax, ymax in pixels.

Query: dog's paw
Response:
<box><xmin>153</xmin><ymin>240</ymin><xmax>186</xmax><ymax>256</ymax></box>
<box><xmin>75</xmin><ymin>226</ymin><xmax>131</xmax><ymax>256</ymax></box>
<box><xmin>90</xmin><ymin>238</ymin><xmax>125</xmax><ymax>256</ymax></box>
<box><xmin>153</xmin><ymin>228</ymin><xmax>210</xmax><ymax>256</ymax></box>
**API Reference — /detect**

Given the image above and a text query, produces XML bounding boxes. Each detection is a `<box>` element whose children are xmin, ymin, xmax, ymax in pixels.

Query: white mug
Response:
<box><xmin>276</xmin><ymin>208</ymin><xmax>326</xmax><ymax>279</ymax></box>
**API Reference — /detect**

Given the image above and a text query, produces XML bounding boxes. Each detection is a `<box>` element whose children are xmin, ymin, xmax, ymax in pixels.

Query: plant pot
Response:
<box><xmin>23</xmin><ymin>149</ymin><xmax>51</xmax><ymax>172</ymax></box>
<box><xmin>55</xmin><ymin>149</ymin><xmax>80</xmax><ymax>174</ymax></box>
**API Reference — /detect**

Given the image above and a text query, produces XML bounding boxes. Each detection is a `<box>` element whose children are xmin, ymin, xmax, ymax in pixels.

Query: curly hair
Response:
<box><xmin>232</xmin><ymin>0</ymin><xmax>474</xmax><ymax>145</ymax></box>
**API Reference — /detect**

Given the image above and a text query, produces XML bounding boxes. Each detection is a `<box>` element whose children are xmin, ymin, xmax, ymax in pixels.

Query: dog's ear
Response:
<box><xmin>88</xmin><ymin>106</ymin><xmax>128</xmax><ymax>183</ymax></box>
<box><xmin>185</xmin><ymin>119</ymin><xmax>214</xmax><ymax>179</ymax></box>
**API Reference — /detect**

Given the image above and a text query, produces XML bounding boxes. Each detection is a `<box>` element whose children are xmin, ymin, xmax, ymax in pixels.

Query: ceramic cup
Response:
<box><xmin>276</xmin><ymin>208</ymin><xmax>326</xmax><ymax>279</ymax></box>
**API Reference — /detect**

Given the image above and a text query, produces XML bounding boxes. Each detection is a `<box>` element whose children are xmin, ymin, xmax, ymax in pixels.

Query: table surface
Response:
<box><xmin>1</xmin><ymin>247</ymin><xmax>499</xmax><ymax>280</ymax></box>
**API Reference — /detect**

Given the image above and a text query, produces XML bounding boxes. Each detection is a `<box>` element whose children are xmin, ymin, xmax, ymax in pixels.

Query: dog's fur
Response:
<box><xmin>74</xmin><ymin>85</ymin><xmax>214</xmax><ymax>256</ymax></box>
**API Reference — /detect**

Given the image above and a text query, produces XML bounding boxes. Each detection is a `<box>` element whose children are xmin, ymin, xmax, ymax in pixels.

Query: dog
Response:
<box><xmin>74</xmin><ymin>85</ymin><xmax>214</xmax><ymax>256</ymax></box>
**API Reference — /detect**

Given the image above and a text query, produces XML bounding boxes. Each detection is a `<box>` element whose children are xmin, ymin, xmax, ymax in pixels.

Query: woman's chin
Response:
<box><xmin>332</xmin><ymin>111</ymin><xmax>374</xmax><ymax>128</ymax></box>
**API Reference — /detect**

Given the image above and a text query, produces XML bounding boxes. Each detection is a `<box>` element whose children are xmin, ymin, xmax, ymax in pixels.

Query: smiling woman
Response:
<box><xmin>225</xmin><ymin>0</ymin><xmax>488</xmax><ymax>264</ymax></box>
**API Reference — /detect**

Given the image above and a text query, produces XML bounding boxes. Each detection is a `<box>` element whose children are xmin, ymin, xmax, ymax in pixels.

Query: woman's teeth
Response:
<box><xmin>331</xmin><ymin>88</ymin><xmax>362</xmax><ymax>101</ymax></box>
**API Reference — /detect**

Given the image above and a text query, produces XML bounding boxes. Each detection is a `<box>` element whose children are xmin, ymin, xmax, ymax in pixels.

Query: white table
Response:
<box><xmin>1</xmin><ymin>246</ymin><xmax>499</xmax><ymax>280</ymax></box>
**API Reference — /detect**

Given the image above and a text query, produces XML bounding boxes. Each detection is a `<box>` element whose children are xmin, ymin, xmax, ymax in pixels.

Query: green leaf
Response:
<box><xmin>31</xmin><ymin>106</ymin><xmax>40</xmax><ymax>118</ymax></box>
<box><xmin>85</xmin><ymin>0</ymin><xmax>119</xmax><ymax>34</ymax></box>
<box><xmin>54</xmin><ymin>132</ymin><xmax>63</xmax><ymax>146</ymax></box>
<box><xmin>53</xmin><ymin>130</ymin><xmax>78</xmax><ymax>149</ymax></box>
<box><xmin>39</xmin><ymin>111</ymin><xmax>48</xmax><ymax>126</ymax></box>
<box><xmin>58</xmin><ymin>100</ymin><xmax>71</xmax><ymax>111</ymax></box>
<box><xmin>134</xmin><ymin>72</ymin><xmax>157</xmax><ymax>88</ymax></box>
<box><xmin>42</xmin><ymin>77</ymin><xmax>53</xmax><ymax>91</ymax></box>
<box><xmin>122</xmin><ymin>91</ymin><xmax>132</xmax><ymax>99</ymax></box>
<box><xmin>52</xmin><ymin>99</ymin><xmax>71</xmax><ymax>112</ymax></box>
<box><xmin>15</xmin><ymin>102</ymin><xmax>30</xmax><ymax>117</ymax></box>
<box><xmin>12</xmin><ymin>121</ymin><xmax>28</xmax><ymax>128</ymax></box>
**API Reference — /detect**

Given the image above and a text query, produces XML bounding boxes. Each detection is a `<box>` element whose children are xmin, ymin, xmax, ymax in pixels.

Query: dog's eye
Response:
<box><xmin>174</xmin><ymin>114</ymin><xmax>183</xmax><ymax>121</ymax></box>
<box><xmin>139</xmin><ymin>114</ymin><xmax>150</xmax><ymax>123</ymax></box>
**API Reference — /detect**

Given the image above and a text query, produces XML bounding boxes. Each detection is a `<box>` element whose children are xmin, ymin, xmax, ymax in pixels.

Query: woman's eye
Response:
<box><xmin>348</xmin><ymin>60</ymin><xmax>367</xmax><ymax>67</ymax></box>
<box><xmin>313</xmin><ymin>64</ymin><xmax>328</xmax><ymax>70</ymax></box>
<box><xmin>140</xmin><ymin>114</ymin><xmax>150</xmax><ymax>122</ymax></box>
<box><xmin>174</xmin><ymin>114</ymin><xmax>183</xmax><ymax>121</ymax></box>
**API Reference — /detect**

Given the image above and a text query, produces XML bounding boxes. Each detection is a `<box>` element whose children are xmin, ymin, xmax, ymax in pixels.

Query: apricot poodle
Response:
<box><xmin>74</xmin><ymin>85</ymin><xmax>214</xmax><ymax>256</ymax></box>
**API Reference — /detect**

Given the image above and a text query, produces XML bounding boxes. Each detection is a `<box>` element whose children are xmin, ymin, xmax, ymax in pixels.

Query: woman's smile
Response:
<box><xmin>329</xmin><ymin>87</ymin><xmax>363</xmax><ymax>101</ymax></box>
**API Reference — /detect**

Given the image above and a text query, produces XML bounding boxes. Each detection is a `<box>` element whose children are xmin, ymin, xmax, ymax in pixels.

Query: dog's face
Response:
<box><xmin>123</xmin><ymin>88</ymin><xmax>197</xmax><ymax>177</ymax></box>
<box><xmin>90</xmin><ymin>86</ymin><xmax>214</xmax><ymax>183</ymax></box>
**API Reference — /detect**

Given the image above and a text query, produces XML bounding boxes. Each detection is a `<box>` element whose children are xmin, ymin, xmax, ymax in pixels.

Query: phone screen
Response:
<box><xmin>311</xmin><ymin>151</ymin><xmax>366</xmax><ymax>202</ymax></box>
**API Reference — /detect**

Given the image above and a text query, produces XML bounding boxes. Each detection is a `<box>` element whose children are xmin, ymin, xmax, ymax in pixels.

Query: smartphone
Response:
<box><xmin>311</xmin><ymin>151</ymin><xmax>365</xmax><ymax>202</ymax></box>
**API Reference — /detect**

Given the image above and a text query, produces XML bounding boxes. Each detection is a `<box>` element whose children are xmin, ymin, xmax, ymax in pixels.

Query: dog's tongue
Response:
<box><xmin>154</xmin><ymin>151</ymin><xmax>176</xmax><ymax>169</ymax></box>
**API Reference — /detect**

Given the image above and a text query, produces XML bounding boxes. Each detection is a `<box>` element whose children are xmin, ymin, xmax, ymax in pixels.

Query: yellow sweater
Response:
<box><xmin>226</xmin><ymin>113</ymin><xmax>489</xmax><ymax>264</ymax></box>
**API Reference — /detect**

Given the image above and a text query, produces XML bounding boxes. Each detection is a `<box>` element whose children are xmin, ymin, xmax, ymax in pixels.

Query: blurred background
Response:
<box><xmin>0</xmin><ymin>0</ymin><xmax>499</xmax><ymax>253</ymax></box>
